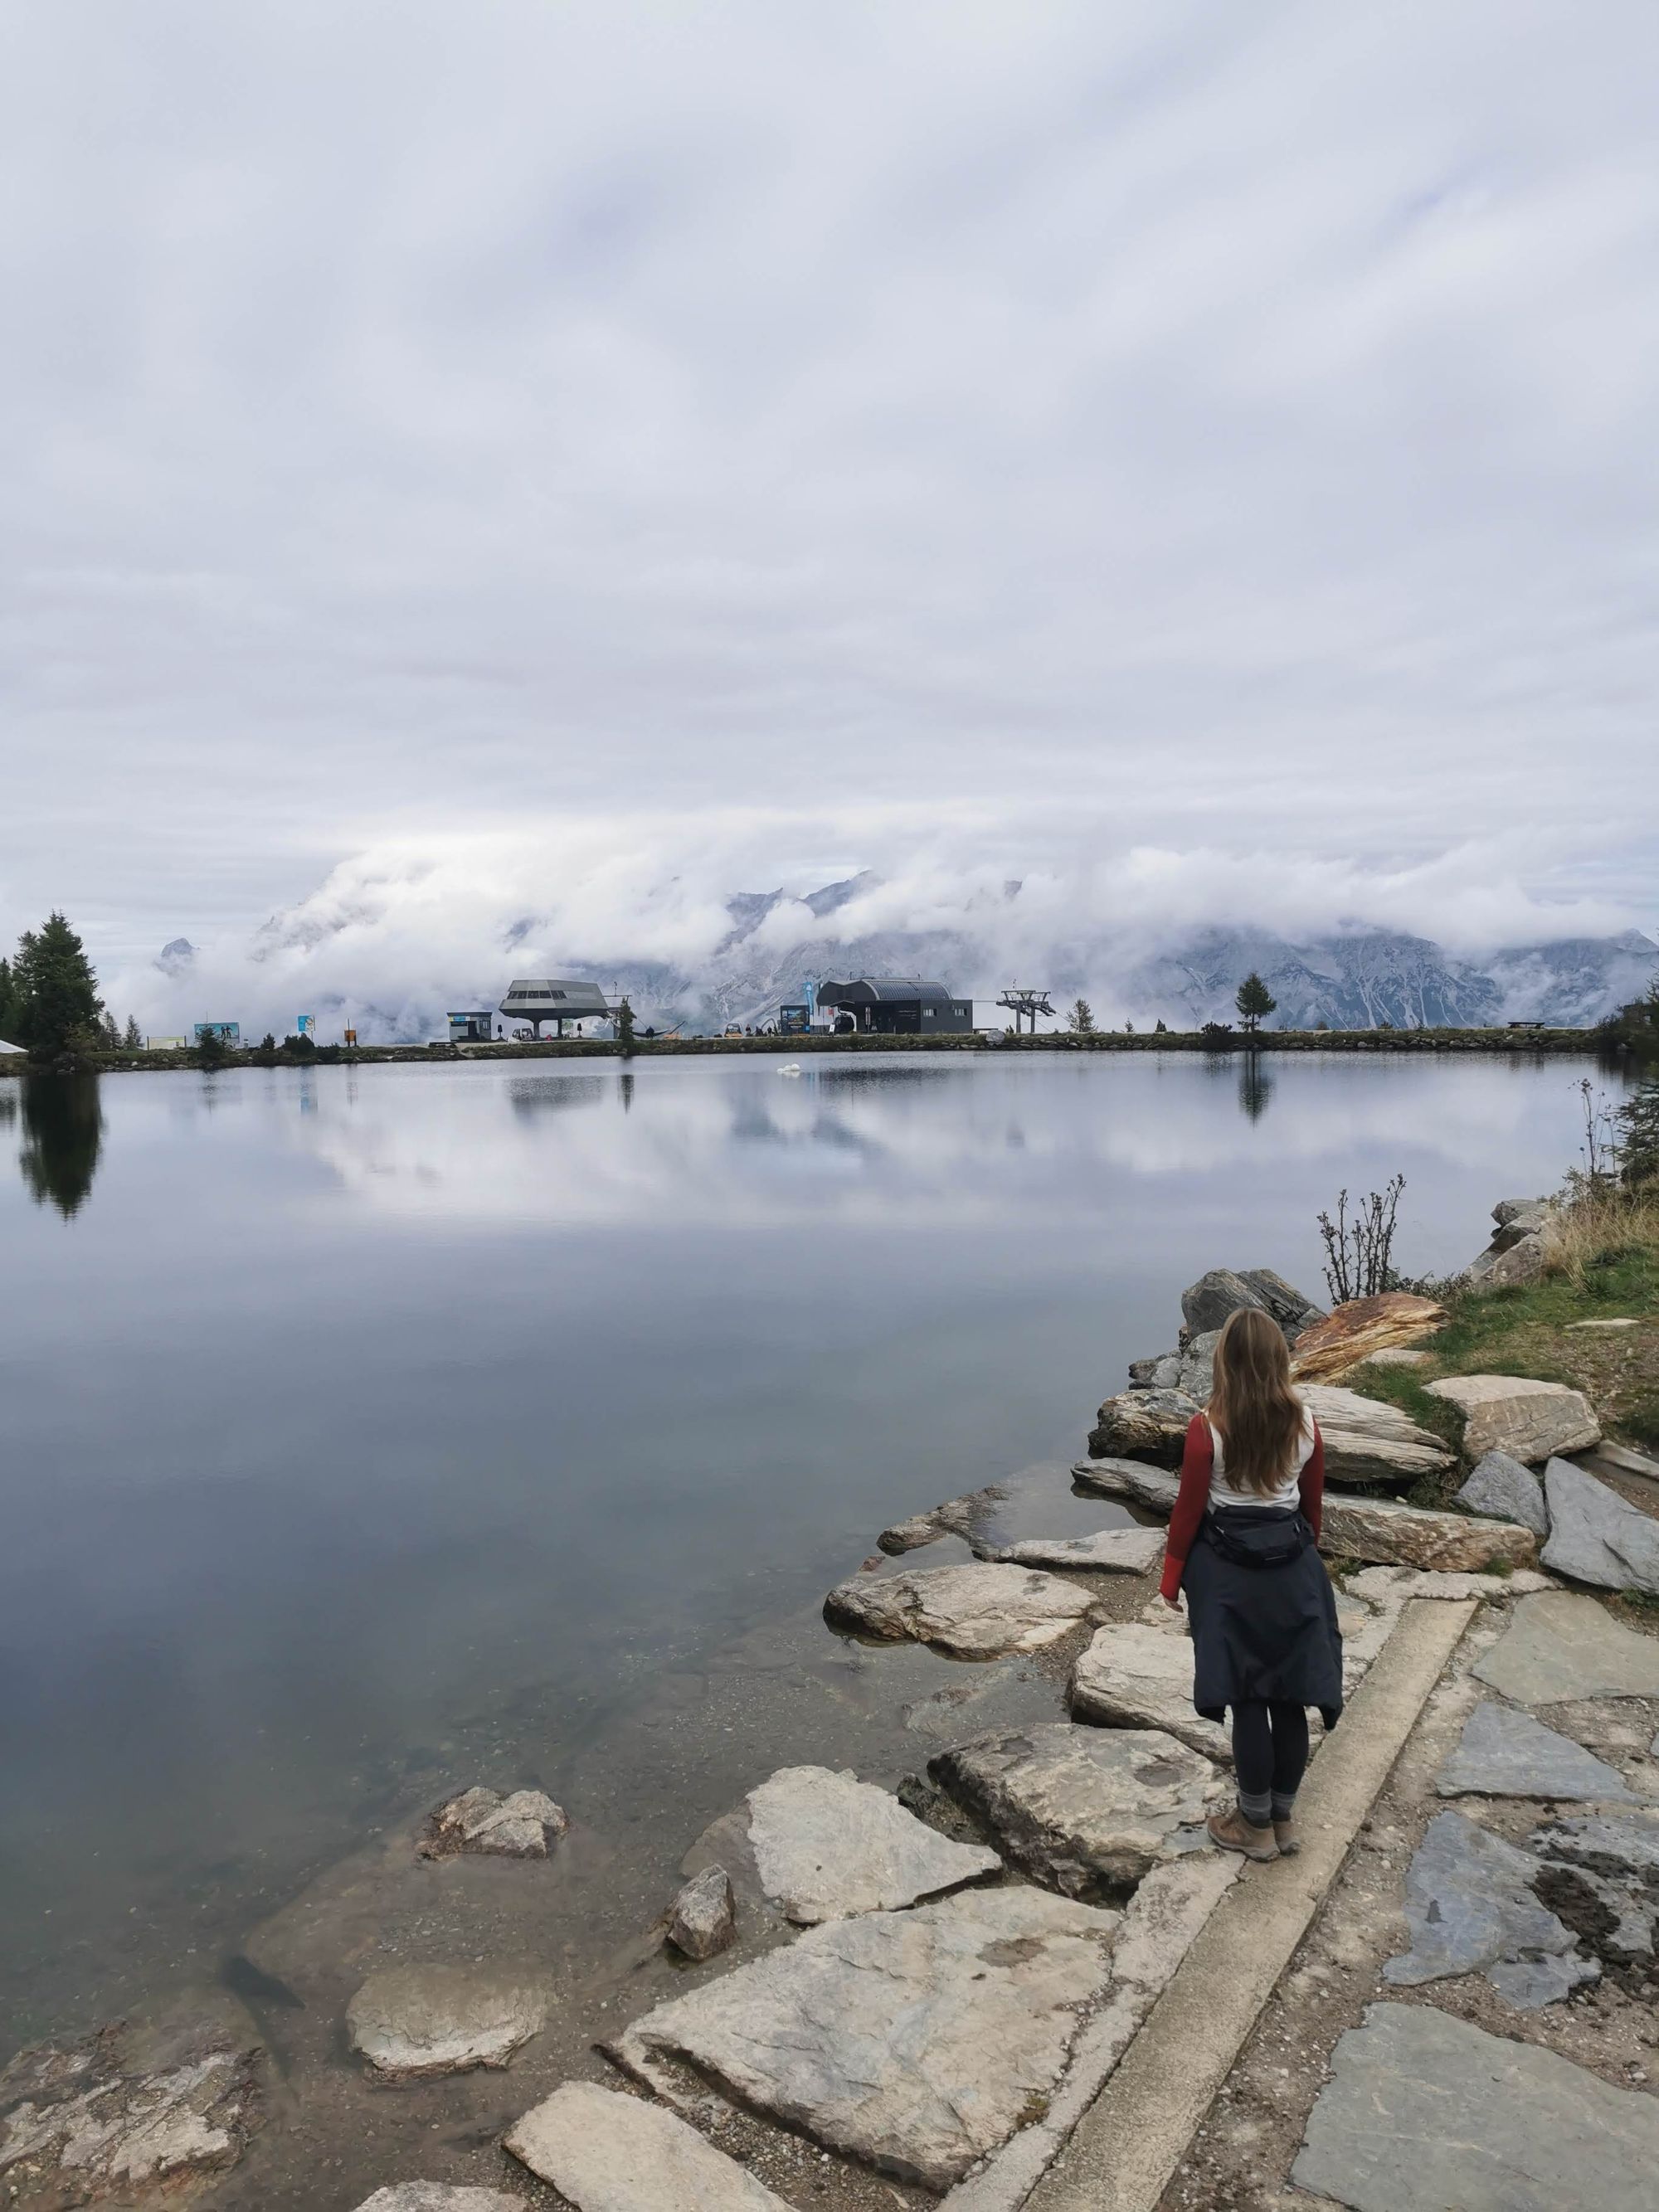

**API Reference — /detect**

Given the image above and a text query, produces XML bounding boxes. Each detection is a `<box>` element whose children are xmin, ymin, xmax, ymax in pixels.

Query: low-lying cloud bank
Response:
<box><xmin>95</xmin><ymin>823</ymin><xmax>1657</xmax><ymax>1042</ymax></box>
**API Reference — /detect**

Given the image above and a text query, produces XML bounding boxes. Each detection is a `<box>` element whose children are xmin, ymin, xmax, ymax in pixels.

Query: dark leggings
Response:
<box><xmin>1231</xmin><ymin>1699</ymin><xmax>1310</xmax><ymax>1818</ymax></box>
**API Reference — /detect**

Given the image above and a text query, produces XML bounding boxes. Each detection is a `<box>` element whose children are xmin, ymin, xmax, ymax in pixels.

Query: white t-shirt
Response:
<box><xmin>1206</xmin><ymin>1406</ymin><xmax>1316</xmax><ymax>1514</ymax></box>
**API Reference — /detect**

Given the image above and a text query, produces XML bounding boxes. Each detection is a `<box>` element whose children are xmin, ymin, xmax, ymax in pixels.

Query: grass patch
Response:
<box><xmin>1344</xmin><ymin>1196</ymin><xmax>1659</xmax><ymax>1461</ymax></box>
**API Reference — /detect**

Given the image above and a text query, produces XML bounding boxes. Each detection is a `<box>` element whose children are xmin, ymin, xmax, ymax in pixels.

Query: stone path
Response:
<box><xmin>744</xmin><ymin>1762</ymin><xmax>1000</xmax><ymax>1922</ymax></box>
<box><xmin>507</xmin><ymin>2080</ymin><xmax>790</xmax><ymax>2208</ymax></box>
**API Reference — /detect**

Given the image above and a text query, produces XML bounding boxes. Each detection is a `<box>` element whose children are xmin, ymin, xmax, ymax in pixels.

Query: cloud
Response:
<box><xmin>2</xmin><ymin>3</ymin><xmax>1657</xmax><ymax>961</ymax></box>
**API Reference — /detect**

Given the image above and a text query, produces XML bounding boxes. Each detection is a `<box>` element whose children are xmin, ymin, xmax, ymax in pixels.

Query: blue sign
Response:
<box><xmin>296</xmin><ymin>1014</ymin><xmax>315</xmax><ymax>1038</ymax></box>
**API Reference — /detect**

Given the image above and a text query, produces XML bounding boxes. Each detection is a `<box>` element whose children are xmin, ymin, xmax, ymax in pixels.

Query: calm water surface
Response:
<box><xmin>0</xmin><ymin>1048</ymin><xmax>1618</xmax><ymax>2049</ymax></box>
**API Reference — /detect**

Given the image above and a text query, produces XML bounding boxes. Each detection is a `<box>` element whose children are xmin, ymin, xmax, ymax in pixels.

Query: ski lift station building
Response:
<box><xmin>816</xmin><ymin>977</ymin><xmax>974</xmax><ymax>1035</ymax></box>
<box><xmin>499</xmin><ymin>976</ymin><xmax>611</xmax><ymax>1038</ymax></box>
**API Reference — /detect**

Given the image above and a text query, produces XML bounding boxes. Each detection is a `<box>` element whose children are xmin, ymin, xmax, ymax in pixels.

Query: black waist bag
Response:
<box><xmin>1205</xmin><ymin>1505</ymin><xmax>1311</xmax><ymax>1570</ymax></box>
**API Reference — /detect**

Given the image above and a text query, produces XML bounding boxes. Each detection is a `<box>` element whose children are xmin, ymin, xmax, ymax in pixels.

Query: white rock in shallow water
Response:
<box><xmin>1067</xmin><ymin>1622</ymin><xmax>1230</xmax><ymax>1763</ymax></box>
<box><xmin>1425</xmin><ymin>1373</ymin><xmax>1599</xmax><ymax>1464</ymax></box>
<box><xmin>421</xmin><ymin>1785</ymin><xmax>568</xmax><ymax>1859</ymax></box>
<box><xmin>1541</xmin><ymin>1458</ymin><xmax>1659</xmax><ymax>1596</ymax></box>
<box><xmin>745</xmin><ymin>1765</ymin><xmax>999</xmax><ymax>1923</ymax></box>
<box><xmin>929</xmin><ymin>1723</ymin><xmax>1223</xmax><ymax>1898</ymax></box>
<box><xmin>356</xmin><ymin>2189</ymin><xmax>520</xmax><ymax>2210</ymax></box>
<box><xmin>506</xmin><ymin>2080</ymin><xmax>788</xmax><ymax>2209</ymax></box>
<box><xmin>977</xmin><ymin>1527</ymin><xmax>1165</xmax><ymax>1574</ymax></box>
<box><xmin>347</xmin><ymin>1966</ymin><xmax>547</xmax><ymax>2080</ymax></box>
<box><xmin>665</xmin><ymin>1865</ymin><xmax>736</xmax><ymax>1959</ymax></box>
<box><xmin>823</xmin><ymin>1562</ymin><xmax>1097</xmax><ymax>1657</ymax></box>
<box><xmin>610</xmin><ymin>1886</ymin><xmax>1119</xmax><ymax>2190</ymax></box>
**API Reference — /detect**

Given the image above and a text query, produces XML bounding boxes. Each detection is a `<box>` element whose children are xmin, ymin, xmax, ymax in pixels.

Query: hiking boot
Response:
<box><xmin>1273</xmin><ymin>1816</ymin><xmax>1301</xmax><ymax>1855</ymax></box>
<box><xmin>1206</xmin><ymin>1806</ymin><xmax>1279</xmax><ymax>1861</ymax></box>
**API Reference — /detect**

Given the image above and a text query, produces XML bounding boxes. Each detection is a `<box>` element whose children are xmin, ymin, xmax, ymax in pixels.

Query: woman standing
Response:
<box><xmin>1159</xmin><ymin>1306</ymin><xmax>1344</xmax><ymax>1861</ymax></box>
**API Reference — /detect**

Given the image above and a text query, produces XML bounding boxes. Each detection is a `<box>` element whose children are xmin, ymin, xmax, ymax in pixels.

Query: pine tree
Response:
<box><xmin>124</xmin><ymin>1015</ymin><xmax>143</xmax><ymax>1048</ymax></box>
<box><xmin>1619</xmin><ymin>1082</ymin><xmax>1659</xmax><ymax>1189</ymax></box>
<box><xmin>0</xmin><ymin>955</ymin><xmax>17</xmax><ymax>1043</ymax></box>
<box><xmin>616</xmin><ymin>996</ymin><xmax>636</xmax><ymax>1050</ymax></box>
<box><xmin>100</xmin><ymin>1012</ymin><xmax>121</xmax><ymax>1049</ymax></box>
<box><xmin>11</xmin><ymin>912</ymin><xmax>104</xmax><ymax>1061</ymax></box>
<box><xmin>1068</xmin><ymin>999</ymin><xmax>1094</xmax><ymax>1033</ymax></box>
<box><xmin>1234</xmin><ymin>972</ymin><xmax>1277</xmax><ymax>1033</ymax></box>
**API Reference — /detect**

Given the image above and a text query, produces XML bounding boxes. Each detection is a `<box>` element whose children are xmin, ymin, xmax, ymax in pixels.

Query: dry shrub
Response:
<box><xmin>1541</xmin><ymin>1184</ymin><xmax>1659</xmax><ymax>1288</ymax></box>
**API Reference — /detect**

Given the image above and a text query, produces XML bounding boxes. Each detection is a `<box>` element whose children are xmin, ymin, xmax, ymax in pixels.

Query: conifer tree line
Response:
<box><xmin>0</xmin><ymin>912</ymin><xmax>138</xmax><ymax>1062</ymax></box>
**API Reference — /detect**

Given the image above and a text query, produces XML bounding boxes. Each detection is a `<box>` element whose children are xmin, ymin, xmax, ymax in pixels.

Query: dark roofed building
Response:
<box><xmin>816</xmin><ymin>978</ymin><xmax>973</xmax><ymax>1035</ymax></box>
<box><xmin>499</xmin><ymin>976</ymin><xmax>611</xmax><ymax>1038</ymax></box>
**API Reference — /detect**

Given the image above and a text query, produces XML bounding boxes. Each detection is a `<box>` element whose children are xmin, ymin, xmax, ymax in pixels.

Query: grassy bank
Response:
<box><xmin>1355</xmin><ymin>1191</ymin><xmax>1659</xmax><ymax>1481</ymax></box>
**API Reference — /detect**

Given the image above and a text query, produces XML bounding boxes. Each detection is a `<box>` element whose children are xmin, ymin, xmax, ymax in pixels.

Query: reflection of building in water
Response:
<box><xmin>499</xmin><ymin>977</ymin><xmax>611</xmax><ymax>1039</ymax></box>
<box><xmin>1238</xmin><ymin>1053</ymin><xmax>1275</xmax><ymax>1123</ymax></box>
<box><xmin>816</xmin><ymin>978</ymin><xmax>973</xmax><ymax>1035</ymax></box>
<box><xmin>19</xmin><ymin>1074</ymin><xmax>104</xmax><ymax>1218</ymax></box>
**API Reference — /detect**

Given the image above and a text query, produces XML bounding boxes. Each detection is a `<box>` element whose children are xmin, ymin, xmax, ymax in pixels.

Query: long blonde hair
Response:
<box><xmin>1206</xmin><ymin>1307</ymin><xmax>1305</xmax><ymax>1497</ymax></box>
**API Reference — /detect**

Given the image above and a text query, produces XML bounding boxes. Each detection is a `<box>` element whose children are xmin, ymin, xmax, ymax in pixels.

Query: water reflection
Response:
<box><xmin>1238</xmin><ymin>1054</ymin><xmax>1276</xmax><ymax>1122</ymax></box>
<box><xmin>19</xmin><ymin>1074</ymin><xmax>103</xmax><ymax>1218</ymax></box>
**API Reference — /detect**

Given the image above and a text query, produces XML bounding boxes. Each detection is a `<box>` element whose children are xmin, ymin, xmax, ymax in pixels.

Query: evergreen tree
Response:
<box><xmin>0</xmin><ymin>955</ymin><xmax>17</xmax><ymax>1043</ymax></box>
<box><xmin>1068</xmin><ymin>999</ymin><xmax>1094</xmax><ymax>1033</ymax></box>
<box><xmin>123</xmin><ymin>1015</ymin><xmax>143</xmax><ymax>1049</ymax></box>
<box><xmin>100</xmin><ymin>1012</ymin><xmax>121</xmax><ymax>1049</ymax></box>
<box><xmin>1234</xmin><ymin>971</ymin><xmax>1277</xmax><ymax>1033</ymax></box>
<box><xmin>616</xmin><ymin>996</ymin><xmax>636</xmax><ymax>1050</ymax></box>
<box><xmin>1619</xmin><ymin>1082</ymin><xmax>1659</xmax><ymax>1189</ymax></box>
<box><xmin>11</xmin><ymin>912</ymin><xmax>104</xmax><ymax>1061</ymax></box>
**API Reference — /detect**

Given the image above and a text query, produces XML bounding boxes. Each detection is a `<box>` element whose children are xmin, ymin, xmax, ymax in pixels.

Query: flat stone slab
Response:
<box><xmin>1072</xmin><ymin>1458</ymin><xmax>1181</xmax><ymax>1512</ymax></box>
<box><xmin>356</xmin><ymin>2189</ymin><xmax>520</xmax><ymax>2211</ymax></box>
<box><xmin>346</xmin><ymin>1966</ymin><xmax>547</xmax><ymax>2080</ymax></box>
<box><xmin>421</xmin><ymin>1785</ymin><xmax>568</xmax><ymax>1860</ymax></box>
<box><xmin>1067</xmin><ymin>1622</ymin><xmax>1230</xmax><ymax>1763</ymax></box>
<box><xmin>506</xmin><ymin>2079</ymin><xmax>787</xmax><ymax>2209</ymax></box>
<box><xmin>1533</xmin><ymin>1811</ymin><xmax>1659</xmax><ymax>1977</ymax></box>
<box><xmin>824</xmin><ymin>1562</ymin><xmax>1097</xmax><ymax>1657</ymax></box>
<box><xmin>1320</xmin><ymin>1491</ymin><xmax>1537</xmax><ymax>1573</ymax></box>
<box><xmin>745</xmin><ymin>1765</ymin><xmax>999</xmax><ymax>1923</ymax></box>
<box><xmin>1293</xmin><ymin>2001</ymin><xmax>1659</xmax><ymax>2211</ymax></box>
<box><xmin>1542</xmin><ymin>1456</ymin><xmax>1659</xmax><ymax>1594</ymax></box>
<box><xmin>977</xmin><ymin>1528</ymin><xmax>1165</xmax><ymax>1574</ymax></box>
<box><xmin>1382</xmin><ymin>1809</ymin><xmax>1592</xmax><ymax>2006</ymax></box>
<box><xmin>1435</xmin><ymin>1699</ymin><xmax>1633</xmax><ymax>1802</ymax></box>
<box><xmin>1298</xmin><ymin>1383</ymin><xmax>1456</xmax><ymax>1486</ymax></box>
<box><xmin>1426</xmin><ymin>1372</ymin><xmax>1600</xmax><ymax>1462</ymax></box>
<box><xmin>929</xmin><ymin>1723</ymin><xmax>1224</xmax><ymax>1899</ymax></box>
<box><xmin>1455</xmin><ymin>1448</ymin><xmax>1550</xmax><ymax>1536</ymax></box>
<box><xmin>0</xmin><ymin>2001</ymin><xmax>261</xmax><ymax>2202</ymax></box>
<box><xmin>610</xmin><ymin>1885</ymin><xmax>1119</xmax><ymax>2190</ymax></box>
<box><xmin>1474</xmin><ymin>1591</ymin><xmax>1659</xmax><ymax>1705</ymax></box>
<box><xmin>1342</xmin><ymin>1564</ymin><xmax>1555</xmax><ymax>1605</ymax></box>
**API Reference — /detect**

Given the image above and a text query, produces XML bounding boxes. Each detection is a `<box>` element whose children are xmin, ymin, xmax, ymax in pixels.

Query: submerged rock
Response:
<box><xmin>878</xmin><ymin>1485</ymin><xmax>1007</xmax><ymax>1555</ymax></box>
<box><xmin>975</xmin><ymin>1527</ymin><xmax>1165</xmax><ymax>1575</ymax></box>
<box><xmin>421</xmin><ymin>1786</ymin><xmax>568</xmax><ymax>1860</ymax></box>
<box><xmin>1425</xmin><ymin>1373</ymin><xmax>1599</xmax><ymax>1463</ymax></box>
<box><xmin>1289</xmin><ymin>1293</ymin><xmax>1447</xmax><ymax>1382</ymax></box>
<box><xmin>1067</xmin><ymin>1622</ymin><xmax>1230</xmax><ymax>1763</ymax></box>
<box><xmin>744</xmin><ymin>1765</ymin><xmax>999</xmax><ymax>1923</ymax></box>
<box><xmin>1454</xmin><ymin>1448</ymin><xmax>1550</xmax><ymax>1536</ymax></box>
<box><xmin>823</xmin><ymin>1562</ymin><xmax>1097</xmax><ymax>1658</ymax></box>
<box><xmin>1476</xmin><ymin>1592</ymin><xmax>1659</xmax><ymax>1706</ymax></box>
<box><xmin>356</xmin><ymin>2189</ymin><xmax>520</xmax><ymax>2211</ymax></box>
<box><xmin>1541</xmin><ymin>1457</ymin><xmax>1659</xmax><ymax>1595</ymax></box>
<box><xmin>1072</xmin><ymin>1458</ymin><xmax>1181</xmax><ymax>1513</ymax></box>
<box><xmin>929</xmin><ymin>1723</ymin><xmax>1222</xmax><ymax>1899</ymax></box>
<box><xmin>346</xmin><ymin>1966</ymin><xmax>547</xmax><ymax>2081</ymax></box>
<box><xmin>665</xmin><ymin>1866</ymin><xmax>736</xmax><ymax>1961</ymax></box>
<box><xmin>1294</xmin><ymin>2002</ymin><xmax>1659</xmax><ymax>2212</ymax></box>
<box><xmin>1435</xmin><ymin>1699</ymin><xmax>1633</xmax><ymax>1802</ymax></box>
<box><xmin>506</xmin><ymin>2079</ymin><xmax>788</xmax><ymax>2210</ymax></box>
<box><xmin>0</xmin><ymin>2000</ymin><xmax>263</xmax><ymax>2205</ymax></box>
<box><xmin>610</xmin><ymin>1885</ymin><xmax>1119</xmax><ymax>2190</ymax></box>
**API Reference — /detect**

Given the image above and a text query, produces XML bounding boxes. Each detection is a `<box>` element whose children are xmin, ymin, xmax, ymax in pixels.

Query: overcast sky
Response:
<box><xmin>2</xmin><ymin>0</ymin><xmax>1656</xmax><ymax>977</ymax></box>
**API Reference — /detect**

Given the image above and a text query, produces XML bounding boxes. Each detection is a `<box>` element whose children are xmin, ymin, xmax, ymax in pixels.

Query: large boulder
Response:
<box><xmin>1301</xmin><ymin>1384</ymin><xmax>1457</xmax><ymax>1487</ymax></box>
<box><xmin>1294</xmin><ymin>2003</ymin><xmax>1659</xmax><ymax>2211</ymax></box>
<box><xmin>1066</xmin><ymin>1623</ymin><xmax>1231</xmax><ymax>1762</ymax></box>
<box><xmin>1289</xmin><ymin>1294</ymin><xmax>1446</xmax><ymax>1382</ymax></box>
<box><xmin>743</xmin><ymin>1766</ymin><xmax>999</xmax><ymax>1923</ymax></box>
<box><xmin>928</xmin><ymin>1723</ymin><xmax>1224</xmax><ymax>1900</ymax></box>
<box><xmin>1175</xmin><ymin>1330</ymin><xmax>1224</xmax><ymax>1400</ymax></box>
<box><xmin>1087</xmin><ymin>1389</ymin><xmax>1198</xmax><ymax>1463</ymax></box>
<box><xmin>609</xmin><ymin>1886</ymin><xmax>1120</xmax><ymax>2190</ymax></box>
<box><xmin>1540</xmin><ymin>1459</ymin><xmax>1659</xmax><ymax>1595</ymax></box>
<box><xmin>1180</xmin><ymin>1267</ymin><xmax>1325</xmax><ymax>1342</ymax></box>
<box><xmin>1321</xmin><ymin>1492</ymin><xmax>1537</xmax><ymax>1572</ymax></box>
<box><xmin>506</xmin><ymin>2080</ymin><xmax>790</xmax><ymax>2210</ymax></box>
<box><xmin>824</xmin><ymin>1563</ymin><xmax>1097</xmax><ymax>1658</ymax></box>
<box><xmin>1454</xmin><ymin>1448</ymin><xmax>1550</xmax><ymax>1536</ymax></box>
<box><xmin>346</xmin><ymin>1966</ymin><xmax>547</xmax><ymax>2081</ymax></box>
<box><xmin>1425</xmin><ymin>1373</ymin><xmax>1600</xmax><ymax>1463</ymax></box>
<box><xmin>0</xmin><ymin>2000</ymin><xmax>262</xmax><ymax>2205</ymax></box>
<box><xmin>1460</xmin><ymin>1197</ymin><xmax>1558</xmax><ymax>1290</ymax></box>
<box><xmin>1071</xmin><ymin>1457</ymin><xmax>1182</xmax><ymax>1513</ymax></box>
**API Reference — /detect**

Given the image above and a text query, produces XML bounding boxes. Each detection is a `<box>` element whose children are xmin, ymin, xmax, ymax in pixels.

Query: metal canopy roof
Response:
<box><xmin>499</xmin><ymin>977</ymin><xmax>611</xmax><ymax>1017</ymax></box>
<box><xmin>816</xmin><ymin>977</ymin><xmax>958</xmax><ymax>1006</ymax></box>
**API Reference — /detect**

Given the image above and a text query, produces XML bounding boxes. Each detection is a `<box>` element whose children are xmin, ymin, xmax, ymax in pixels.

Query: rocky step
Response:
<box><xmin>1425</xmin><ymin>1373</ymin><xmax>1599</xmax><ymax>1463</ymax></box>
<box><xmin>1086</xmin><ymin>1385</ymin><xmax>1454</xmax><ymax>1487</ymax></box>
<box><xmin>507</xmin><ymin>2080</ymin><xmax>790</xmax><ymax>2209</ymax></box>
<box><xmin>824</xmin><ymin>1561</ymin><xmax>1098</xmax><ymax>1657</ymax></box>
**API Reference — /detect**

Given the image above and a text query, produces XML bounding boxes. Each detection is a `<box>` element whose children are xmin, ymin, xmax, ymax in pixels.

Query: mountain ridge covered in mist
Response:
<box><xmin>168</xmin><ymin>868</ymin><xmax>1659</xmax><ymax>1040</ymax></box>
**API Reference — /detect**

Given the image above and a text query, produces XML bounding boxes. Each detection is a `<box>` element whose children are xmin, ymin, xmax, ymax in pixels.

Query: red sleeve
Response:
<box><xmin>1160</xmin><ymin>1416</ymin><xmax>1214</xmax><ymax>1602</ymax></box>
<box><xmin>1297</xmin><ymin>1422</ymin><xmax>1325</xmax><ymax>1545</ymax></box>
